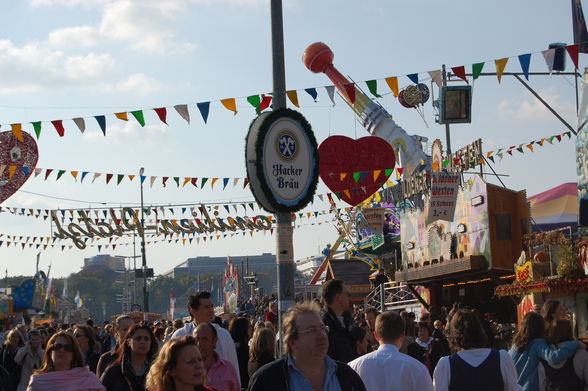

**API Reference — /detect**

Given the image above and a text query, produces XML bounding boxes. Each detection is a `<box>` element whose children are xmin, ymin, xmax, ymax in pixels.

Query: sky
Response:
<box><xmin>0</xmin><ymin>0</ymin><xmax>584</xmax><ymax>279</ymax></box>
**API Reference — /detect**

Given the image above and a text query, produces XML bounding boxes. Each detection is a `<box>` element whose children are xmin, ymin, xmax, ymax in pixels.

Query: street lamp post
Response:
<box><xmin>139</xmin><ymin>167</ymin><xmax>149</xmax><ymax>314</ymax></box>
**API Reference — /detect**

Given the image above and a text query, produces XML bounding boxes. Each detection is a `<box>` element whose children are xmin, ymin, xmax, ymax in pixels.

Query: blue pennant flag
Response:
<box><xmin>407</xmin><ymin>73</ymin><xmax>419</xmax><ymax>84</ymax></box>
<box><xmin>197</xmin><ymin>102</ymin><xmax>210</xmax><ymax>124</ymax></box>
<box><xmin>304</xmin><ymin>88</ymin><xmax>318</xmax><ymax>102</ymax></box>
<box><xmin>94</xmin><ymin>115</ymin><xmax>106</xmax><ymax>136</ymax></box>
<box><xmin>518</xmin><ymin>53</ymin><xmax>531</xmax><ymax>80</ymax></box>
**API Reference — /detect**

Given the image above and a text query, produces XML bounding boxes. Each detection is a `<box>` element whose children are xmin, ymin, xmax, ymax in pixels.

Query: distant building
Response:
<box><xmin>295</xmin><ymin>255</ymin><xmax>324</xmax><ymax>277</ymax></box>
<box><xmin>169</xmin><ymin>253</ymin><xmax>276</xmax><ymax>278</ymax></box>
<box><xmin>83</xmin><ymin>254</ymin><xmax>125</xmax><ymax>271</ymax></box>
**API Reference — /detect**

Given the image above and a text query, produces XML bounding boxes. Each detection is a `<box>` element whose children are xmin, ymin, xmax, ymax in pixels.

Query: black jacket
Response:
<box><xmin>247</xmin><ymin>356</ymin><xmax>366</xmax><ymax>391</ymax></box>
<box><xmin>322</xmin><ymin>307</ymin><xmax>358</xmax><ymax>363</ymax></box>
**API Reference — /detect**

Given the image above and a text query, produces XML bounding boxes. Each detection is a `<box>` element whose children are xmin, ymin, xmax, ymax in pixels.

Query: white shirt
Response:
<box><xmin>432</xmin><ymin>348</ymin><xmax>522</xmax><ymax>391</ymax></box>
<box><xmin>172</xmin><ymin>321</ymin><xmax>241</xmax><ymax>387</ymax></box>
<box><xmin>349</xmin><ymin>344</ymin><xmax>433</xmax><ymax>391</ymax></box>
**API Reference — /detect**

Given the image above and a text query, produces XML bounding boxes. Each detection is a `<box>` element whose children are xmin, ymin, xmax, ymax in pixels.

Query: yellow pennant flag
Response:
<box><xmin>495</xmin><ymin>58</ymin><xmax>509</xmax><ymax>83</ymax></box>
<box><xmin>343</xmin><ymin>189</ymin><xmax>351</xmax><ymax>198</ymax></box>
<box><xmin>385</xmin><ymin>77</ymin><xmax>399</xmax><ymax>97</ymax></box>
<box><xmin>8</xmin><ymin>165</ymin><xmax>17</xmax><ymax>179</ymax></box>
<box><xmin>221</xmin><ymin>98</ymin><xmax>238</xmax><ymax>115</ymax></box>
<box><xmin>526</xmin><ymin>144</ymin><xmax>534</xmax><ymax>152</ymax></box>
<box><xmin>373</xmin><ymin>170</ymin><xmax>381</xmax><ymax>181</ymax></box>
<box><xmin>211</xmin><ymin>178</ymin><xmax>219</xmax><ymax>189</ymax></box>
<box><xmin>115</xmin><ymin>112</ymin><xmax>129</xmax><ymax>121</ymax></box>
<box><xmin>286</xmin><ymin>90</ymin><xmax>300</xmax><ymax>108</ymax></box>
<box><xmin>70</xmin><ymin>171</ymin><xmax>79</xmax><ymax>180</ymax></box>
<box><xmin>183</xmin><ymin>177</ymin><xmax>191</xmax><ymax>187</ymax></box>
<box><xmin>374</xmin><ymin>191</ymin><xmax>382</xmax><ymax>202</ymax></box>
<box><xmin>11</xmin><ymin>124</ymin><xmax>23</xmax><ymax>142</ymax></box>
<box><xmin>128</xmin><ymin>175</ymin><xmax>135</xmax><ymax>181</ymax></box>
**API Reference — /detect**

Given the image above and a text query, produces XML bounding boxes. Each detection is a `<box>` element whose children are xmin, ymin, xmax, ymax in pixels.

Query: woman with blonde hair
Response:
<box><xmin>26</xmin><ymin>331</ymin><xmax>105</xmax><ymax>391</ymax></box>
<box><xmin>145</xmin><ymin>335</ymin><xmax>217</xmax><ymax>391</ymax></box>
<box><xmin>247</xmin><ymin>328</ymin><xmax>275</xmax><ymax>377</ymax></box>
<box><xmin>0</xmin><ymin>328</ymin><xmax>25</xmax><ymax>391</ymax></box>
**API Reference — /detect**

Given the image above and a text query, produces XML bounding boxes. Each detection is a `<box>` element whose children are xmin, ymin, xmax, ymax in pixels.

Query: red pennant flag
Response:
<box><xmin>556</xmin><ymin>135</ymin><xmax>562</xmax><ymax>142</ymax></box>
<box><xmin>451</xmin><ymin>66</ymin><xmax>468</xmax><ymax>83</ymax></box>
<box><xmin>51</xmin><ymin>120</ymin><xmax>65</xmax><ymax>137</ymax></box>
<box><xmin>154</xmin><ymin>107</ymin><xmax>168</xmax><ymax>125</ymax></box>
<box><xmin>397</xmin><ymin>167</ymin><xmax>404</xmax><ymax>175</ymax></box>
<box><xmin>243</xmin><ymin>178</ymin><xmax>249</xmax><ymax>188</ymax></box>
<box><xmin>343</xmin><ymin>83</ymin><xmax>356</xmax><ymax>104</ymax></box>
<box><xmin>566</xmin><ymin>44</ymin><xmax>580</xmax><ymax>69</ymax></box>
<box><xmin>507</xmin><ymin>150</ymin><xmax>513</xmax><ymax>156</ymax></box>
<box><xmin>190</xmin><ymin>178</ymin><xmax>198</xmax><ymax>187</ymax></box>
<box><xmin>162</xmin><ymin>177</ymin><xmax>169</xmax><ymax>187</ymax></box>
<box><xmin>44</xmin><ymin>169</ymin><xmax>54</xmax><ymax>180</ymax></box>
<box><xmin>259</xmin><ymin>95</ymin><xmax>273</xmax><ymax>111</ymax></box>
<box><xmin>106</xmin><ymin>173</ymin><xmax>114</xmax><ymax>184</ymax></box>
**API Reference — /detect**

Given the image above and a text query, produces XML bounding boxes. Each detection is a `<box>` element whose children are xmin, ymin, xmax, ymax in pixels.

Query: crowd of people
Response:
<box><xmin>0</xmin><ymin>280</ymin><xmax>585</xmax><ymax>391</ymax></box>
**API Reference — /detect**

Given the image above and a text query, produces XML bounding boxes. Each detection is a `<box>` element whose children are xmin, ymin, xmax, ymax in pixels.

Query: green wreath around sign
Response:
<box><xmin>246</xmin><ymin>108</ymin><xmax>319</xmax><ymax>213</ymax></box>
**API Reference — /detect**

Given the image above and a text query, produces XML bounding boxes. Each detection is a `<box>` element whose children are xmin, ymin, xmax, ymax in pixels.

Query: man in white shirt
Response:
<box><xmin>349</xmin><ymin>311</ymin><xmax>433</xmax><ymax>391</ymax></box>
<box><xmin>172</xmin><ymin>291</ymin><xmax>240</xmax><ymax>386</ymax></box>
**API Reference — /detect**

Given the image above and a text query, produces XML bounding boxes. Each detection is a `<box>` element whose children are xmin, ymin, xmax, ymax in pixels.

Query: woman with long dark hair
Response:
<box><xmin>100</xmin><ymin>324</ymin><xmax>159</xmax><ymax>391</ymax></box>
<box><xmin>509</xmin><ymin>311</ymin><xmax>583</xmax><ymax>391</ymax></box>
<box><xmin>0</xmin><ymin>328</ymin><xmax>25</xmax><ymax>390</ymax></box>
<box><xmin>228</xmin><ymin>317</ymin><xmax>250</xmax><ymax>389</ymax></box>
<box><xmin>73</xmin><ymin>324</ymin><xmax>101</xmax><ymax>373</ymax></box>
<box><xmin>541</xmin><ymin>300</ymin><xmax>567</xmax><ymax>325</ymax></box>
<box><xmin>26</xmin><ymin>331</ymin><xmax>104</xmax><ymax>391</ymax></box>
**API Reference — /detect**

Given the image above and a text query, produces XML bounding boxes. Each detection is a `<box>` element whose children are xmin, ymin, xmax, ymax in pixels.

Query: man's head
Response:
<box><xmin>269</xmin><ymin>301</ymin><xmax>278</xmax><ymax>314</ymax></box>
<box><xmin>188</xmin><ymin>291</ymin><xmax>215</xmax><ymax>323</ymax></box>
<box><xmin>374</xmin><ymin>311</ymin><xmax>405</xmax><ymax>347</ymax></box>
<box><xmin>115</xmin><ymin>315</ymin><xmax>135</xmax><ymax>344</ymax></box>
<box><xmin>283</xmin><ymin>302</ymin><xmax>328</xmax><ymax>360</ymax></box>
<box><xmin>28</xmin><ymin>330</ymin><xmax>41</xmax><ymax>350</ymax></box>
<box><xmin>194</xmin><ymin>323</ymin><xmax>217</xmax><ymax>360</ymax></box>
<box><xmin>364</xmin><ymin>307</ymin><xmax>379</xmax><ymax>330</ymax></box>
<box><xmin>322</xmin><ymin>279</ymin><xmax>352</xmax><ymax>315</ymax></box>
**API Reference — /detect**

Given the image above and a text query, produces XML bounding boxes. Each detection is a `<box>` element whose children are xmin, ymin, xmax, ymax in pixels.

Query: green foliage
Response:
<box><xmin>556</xmin><ymin>244</ymin><xmax>583</xmax><ymax>278</ymax></box>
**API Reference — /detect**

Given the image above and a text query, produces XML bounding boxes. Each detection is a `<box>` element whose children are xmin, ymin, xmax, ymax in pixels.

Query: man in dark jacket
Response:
<box><xmin>321</xmin><ymin>279</ymin><xmax>358</xmax><ymax>363</ymax></box>
<box><xmin>247</xmin><ymin>302</ymin><xmax>365</xmax><ymax>391</ymax></box>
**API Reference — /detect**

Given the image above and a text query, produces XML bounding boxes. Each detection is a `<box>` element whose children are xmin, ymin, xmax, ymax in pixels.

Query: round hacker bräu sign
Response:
<box><xmin>245</xmin><ymin>108</ymin><xmax>319</xmax><ymax>213</ymax></box>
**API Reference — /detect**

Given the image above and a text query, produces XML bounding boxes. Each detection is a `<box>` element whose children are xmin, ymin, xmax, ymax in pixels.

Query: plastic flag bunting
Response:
<box><xmin>73</xmin><ymin>118</ymin><xmax>86</xmax><ymax>133</ymax></box>
<box><xmin>115</xmin><ymin>112</ymin><xmax>128</xmax><ymax>121</ymax></box>
<box><xmin>451</xmin><ymin>66</ymin><xmax>467</xmax><ymax>83</ymax></box>
<box><xmin>494</xmin><ymin>58</ymin><xmax>509</xmax><ymax>83</ymax></box>
<box><xmin>197</xmin><ymin>102</ymin><xmax>210</xmax><ymax>124</ymax></box>
<box><xmin>472</xmin><ymin>62</ymin><xmax>485</xmax><ymax>80</ymax></box>
<box><xmin>32</xmin><ymin>122</ymin><xmax>41</xmax><ymax>139</ymax></box>
<box><xmin>542</xmin><ymin>49</ymin><xmax>555</xmax><ymax>73</ymax></box>
<box><xmin>304</xmin><ymin>88</ymin><xmax>318</xmax><ymax>102</ymax></box>
<box><xmin>174</xmin><ymin>104</ymin><xmax>190</xmax><ymax>123</ymax></box>
<box><xmin>286</xmin><ymin>90</ymin><xmax>300</xmax><ymax>107</ymax></box>
<box><xmin>51</xmin><ymin>120</ymin><xmax>65</xmax><ymax>137</ymax></box>
<box><xmin>94</xmin><ymin>115</ymin><xmax>106</xmax><ymax>135</ymax></box>
<box><xmin>220</xmin><ymin>98</ymin><xmax>237</xmax><ymax>115</ymax></box>
<box><xmin>428</xmin><ymin>71</ymin><xmax>442</xmax><ymax>88</ymax></box>
<box><xmin>365</xmin><ymin>80</ymin><xmax>382</xmax><ymax>98</ymax></box>
<box><xmin>131</xmin><ymin>110</ymin><xmax>145</xmax><ymax>127</ymax></box>
<box><xmin>385</xmin><ymin>77</ymin><xmax>399</xmax><ymax>97</ymax></box>
<box><xmin>566</xmin><ymin>44</ymin><xmax>580</xmax><ymax>68</ymax></box>
<box><xmin>407</xmin><ymin>73</ymin><xmax>419</xmax><ymax>84</ymax></box>
<box><xmin>11</xmin><ymin>124</ymin><xmax>23</xmax><ymax>142</ymax></box>
<box><xmin>325</xmin><ymin>86</ymin><xmax>336</xmax><ymax>105</ymax></box>
<box><xmin>154</xmin><ymin>108</ymin><xmax>168</xmax><ymax>125</ymax></box>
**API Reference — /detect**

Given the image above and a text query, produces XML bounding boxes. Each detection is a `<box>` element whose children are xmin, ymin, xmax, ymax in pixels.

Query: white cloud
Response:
<box><xmin>29</xmin><ymin>0</ymin><xmax>109</xmax><ymax>8</ymax></box>
<box><xmin>99</xmin><ymin>73</ymin><xmax>163</xmax><ymax>96</ymax></box>
<box><xmin>48</xmin><ymin>26</ymin><xmax>100</xmax><ymax>48</ymax></box>
<box><xmin>497</xmin><ymin>88</ymin><xmax>575</xmax><ymax>121</ymax></box>
<box><xmin>82</xmin><ymin>120</ymin><xmax>168</xmax><ymax>144</ymax></box>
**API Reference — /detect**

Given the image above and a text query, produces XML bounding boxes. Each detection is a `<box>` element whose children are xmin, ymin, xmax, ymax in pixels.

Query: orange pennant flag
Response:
<box><xmin>286</xmin><ymin>90</ymin><xmax>300</xmax><ymax>108</ymax></box>
<box><xmin>70</xmin><ymin>171</ymin><xmax>79</xmax><ymax>180</ymax></box>
<box><xmin>211</xmin><ymin>178</ymin><xmax>219</xmax><ymax>189</ymax></box>
<box><xmin>221</xmin><ymin>98</ymin><xmax>238</xmax><ymax>115</ymax></box>
<box><xmin>526</xmin><ymin>144</ymin><xmax>534</xmax><ymax>152</ymax></box>
<box><xmin>385</xmin><ymin>77</ymin><xmax>399</xmax><ymax>97</ymax></box>
<box><xmin>373</xmin><ymin>170</ymin><xmax>381</xmax><ymax>181</ymax></box>
<box><xmin>343</xmin><ymin>189</ymin><xmax>351</xmax><ymax>198</ymax></box>
<box><xmin>8</xmin><ymin>165</ymin><xmax>17</xmax><ymax>179</ymax></box>
<box><xmin>183</xmin><ymin>177</ymin><xmax>191</xmax><ymax>187</ymax></box>
<box><xmin>340</xmin><ymin>173</ymin><xmax>347</xmax><ymax>181</ymax></box>
<box><xmin>115</xmin><ymin>112</ymin><xmax>129</xmax><ymax>121</ymax></box>
<box><xmin>128</xmin><ymin>175</ymin><xmax>135</xmax><ymax>181</ymax></box>
<box><xmin>11</xmin><ymin>124</ymin><xmax>23</xmax><ymax>142</ymax></box>
<box><xmin>495</xmin><ymin>58</ymin><xmax>509</xmax><ymax>83</ymax></box>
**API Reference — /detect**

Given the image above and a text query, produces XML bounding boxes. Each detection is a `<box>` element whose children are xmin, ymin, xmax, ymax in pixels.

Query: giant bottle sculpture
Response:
<box><xmin>303</xmin><ymin>42</ymin><xmax>429</xmax><ymax>177</ymax></box>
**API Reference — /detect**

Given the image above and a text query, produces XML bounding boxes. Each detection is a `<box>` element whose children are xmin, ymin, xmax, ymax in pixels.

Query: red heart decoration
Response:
<box><xmin>0</xmin><ymin>131</ymin><xmax>39</xmax><ymax>204</ymax></box>
<box><xmin>319</xmin><ymin>136</ymin><xmax>395</xmax><ymax>206</ymax></box>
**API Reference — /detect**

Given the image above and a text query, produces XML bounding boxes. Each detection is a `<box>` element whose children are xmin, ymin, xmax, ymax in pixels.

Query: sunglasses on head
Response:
<box><xmin>53</xmin><ymin>343</ymin><xmax>73</xmax><ymax>352</ymax></box>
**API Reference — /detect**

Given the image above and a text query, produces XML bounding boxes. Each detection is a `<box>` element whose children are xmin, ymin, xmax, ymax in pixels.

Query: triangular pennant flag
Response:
<box><xmin>56</xmin><ymin>170</ymin><xmax>66</xmax><ymax>180</ymax></box>
<box><xmin>259</xmin><ymin>95</ymin><xmax>272</xmax><ymax>112</ymax></box>
<box><xmin>325</xmin><ymin>85</ymin><xmax>336</xmax><ymax>105</ymax></box>
<box><xmin>526</xmin><ymin>144</ymin><xmax>534</xmax><ymax>152</ymax></box>
<box><xmin>518</xmin><ymin>53</ymin><xmax>531</xmax><ymax>80</ymax></box>
<box><xmin>162</xmin><ymin>177</ymin><xmax>169</xmax><ymax>187</ymax></box>
<box><xmin>33</xmin><ymin>168</ymin><xmax>42</xmax><ymax>178</ymax></box>
<box><xmin>340</xmin><ymin>172</ymin><xmax>347</xmax><ymax>181</ymax></box>
<box><xmin>8</xmin><ymin>166</ymin><xmax>17</xmax><ymax>179</ymax></box>
<box><xmin>428</xmin><ymin>71</ymin><xmax>443</xmax><ymax>88</ymax></box>
<box><xmin>359</xmin><ymin>171</ymin><xmax>368</xmax><ymax>183</ymax></box>
<box><xmin>451</xmin><ymin>66</ymin><xmax>467</xmax><ymax>83</ymax></box>
<box><xmin>201</xmin><ymin>177</ymin><xmax>209</xmax><ymax>187</ymax></box>
<box><xmin>150</xmin><ymin>176</ymin><xmax>157</xmax><ymax>188</ymax></box>
<box><xmin>233</xmin><ymin>178</ymin><xmax>239</xmax><ymax>187</ymax></box>
<box><xmin>556</xmin><ymin>134</ymin><xmax>562</xmax><ymax>142</ymax></box>
<box><xmin>106</xmin><ymin>173</ymin><xmax>114</xmax><ymax>184</ymax></box>
<box><xmin>70</xmin><ymin>171</ymin><xmax>78</xmax><ymax>180</ymax></box>
<box><xmin>373</xmin><ymin>170</ymin><xmax>381</xmax><ymax>181</ymax></box>
<box><xmin>81</xmin><ymin>171</ymin><xmax>88</xmax><ymax>182</ymax></box>
<box><xmin>304</xmin><ymin>88</ymin><xmax>318</xmax><ymax>102</ymax></box>
<box><xmin>32</xmin><ymin>121</ymin><xmax>42</xmax><ymax>139</ymax></box>
<box><xmin>51</xmin><ymin>120</ymin><xmax>65</xmax><ymax>137</ymax></box>
<box><xmin>222</xmin><ymin>178</ymin><xmax>229</xmax><ymax>189</ymax></box>
<box><xmin>44</xmin><ymin>169</ymin><xmax>54</xmax><ymax>180</ymax></box>
<box><xmin>343</xmin><ymin>83</ymin><xmax>356</xmax><ymax>104</ymax></box>
<box><xmin>542</xmin><ymin>49</ymin><xmax>556</xmax><ymax>73</ymax></box>
<box><xmin>73</xmin><ymin>117</ymin><xmax>86</xmax><ymax>133</ymax></box>
<box><xmin>385</xmin><ymin>77</ymin><xmax>399</xmax><ymax>97</ymax></box>
<box><xmin>173</xmin><ymin>177</ymin><xmax>180</xmax><ymax>187</ymax></box>
<box><xmin>131</xmin><ymin>110</ymin><xmax>145</xmax><ymax>127</ymax></box>
<box><xmin>197</xmin><ymin>102</ymin><xmax>210</xmax><ymax>124</ymax></box>
<box><xmin>11</xmin><ymin>124</ymin><xmax>23</xmax><ymax>142</ymax></box>
<box><xmin>211</xmin><ymin>178</ymin><xmax>219</xmax><ymax>189</ymax></box>
<box><xmin>566</xmin><ymin>44</ymin><xmax>580</xmax><ymax>69</ymax></box>
<box><xmin>174</xmin><ymin>104</ymin><xmax>190</xmax><ymax>123</ymax></box>
<box><xmin>472</xmin><ymin>62</ymin><xmax>485</xmax><ymax>80</ymax></box>
<box><xmin>407</xmin><ymin>73</ymin><xmax>419</xmax><ymax>84</ymax></box>
<box><xmin>286</xmin><ymin>90</ymin><xmax>300</xmax><ymax>108</ymax></box>
<box><xmin>117</xmin><ymin>174</ymin><xmax>124</xmax><ymax>185</ymax></box>
<box><xmin>154</xmin><ymin>107</ymin><xmax>168</xmax><ymax>125</ymax></box>
<box><xmin>365</xmin><ymin>80</ymin><xmax>382</xmax><ymax>98</ymax></box>
<box><xmin>115</xmin><ymin>112</ymin><xmax>128</xmax><ymax>121</ymax></box>
<box><xmin>92</xmin><ymin>173</ymin><xmax>101</xmax><ymax>183</ymax></box>
<box><xmin>139</xmin><ymin>175</ymin><xmax>145</xmax><ymax>183</ymax></box>
<box><xmin>128</xmin><ymin>174</ymin><xmax>135</xmax><ymax>181</ymax></box>
<box><xmin>243</xmin><ymin>178</ymin><xmax>249</xmax><ymax>188</ymax></box>
<box><xmin>353</xmin><ymin>172</ymin><xmax>361</xmax><ymax>183</ymax></box>
<box><xmin>247</xmin><ymin>95</ymin><xmax>261</xmax><ymax>111</ymax></box>
<box><xmin>494</xmin><ymin>58</ymin><xmax>509</xmax><ymax>83</ymax></box>
<box><xmin>488</xmin><ymin>155</ymin><xmax>495</xmax><ymax>163</ymax></box>
<box><xmin>182</xmin><ymin>177</ymin><xmax>191</xmax><ymax>187</ymax></box>
<box><xmin>220</xmin><ymin>98</ymin><xmax>238</xmax><ymax>115</ymax></box>
<box><xmin>94</xmin><ymin>115</ymin><xmax>106</xmax><ymax>135</ymax></box>
<box><xmin>516</xmin><ymin>147</ymin><xmax>524</xmax><ymax>153</ymax></box>
<box><xmin>343</xmin><ymin>189</ymin><xmax>351</xmax><ymax>198</ymax></box>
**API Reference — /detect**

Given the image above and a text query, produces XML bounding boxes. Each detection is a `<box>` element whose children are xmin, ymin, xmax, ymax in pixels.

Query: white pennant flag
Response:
<box><xmin>233</xmin><ymin>178</ymin><xmax>239</xmax><ymax>187</ymax></box>
<box><xmin>34</xmin><ymin>168</ymin><xmax>42</xmax><ymax>177</ymax></box>
<box><xmin>325</xmin><ymin>85</ymin><xmax>336</xmax><ymax>106</ymax></box>
<box><xmin>91</xmin><ymin>173</ymin><xmax>101</xmax><ymax>183</ymax></box>
<box><xmin>73</xmin><ymin>117</ymin><xmax>86</xmax><ymax>133</ymax></box>
<box><xmin>542</xmin><ymin>49</ymin><xmax>556</xmax><ymax>73</ymax></box>
<box><xmin>429</xmin><ymin>70</ymin><xmax>443</xmax><ymax>87</ymax></box>
<box><xmin>174</xmin><ymin>104</ymin><xmax>190</xmax><ymax>123</ymax></box>
<box><xmin>150</xmin><ymin>176</ymin><xmax>157</xmax><ymax>188</ymax></box>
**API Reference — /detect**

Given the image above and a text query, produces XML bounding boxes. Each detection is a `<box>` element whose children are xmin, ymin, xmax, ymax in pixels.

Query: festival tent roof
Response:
<box><xmin>529</xmin><ymin>182</ymin><xmax>578</xmax><ymax>231</ymax></box>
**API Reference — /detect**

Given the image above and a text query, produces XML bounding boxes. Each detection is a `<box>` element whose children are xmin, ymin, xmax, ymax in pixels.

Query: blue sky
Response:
<box><xmin>0</xmin><ymin>0</ymin><xmax>583</xmax><ymax>278</ymax></box>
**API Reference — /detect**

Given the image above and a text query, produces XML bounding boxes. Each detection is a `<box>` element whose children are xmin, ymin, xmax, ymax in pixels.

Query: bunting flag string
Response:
<box><xmin>483</xmin><ymin>130</ymin><xmax>572</xmax><ymax>163</ymax></box>
<box><xmin>2</xmin><ymin>44</ymin><xmax>581</xmax><ymax>138</ymax></box>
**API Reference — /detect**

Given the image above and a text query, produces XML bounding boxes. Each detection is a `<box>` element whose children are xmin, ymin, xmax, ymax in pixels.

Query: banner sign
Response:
<box><xmin>357</xmin><ymin>207</ymin><xmax>386</xmax><ymax>249</ymax></box>
<box><xmin>515</xmin><ymin>261</ymin><xmax>533</xmax><ymax>282</ymax></box>
<box><xmin>426</xmin><ymin>172</ymin><xmax>460</xmax><ymax>223</ymax></box>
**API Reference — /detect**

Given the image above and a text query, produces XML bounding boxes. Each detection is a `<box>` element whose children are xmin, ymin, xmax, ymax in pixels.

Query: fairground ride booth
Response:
<box><xmin>319</xmin><ymin>257</ymin><xmax>374</xmax><ymax>305</ymax></box>
<box><xmin>395</xmin><ymin>174</ymin><xmax>530</xmax><ymax>324</ymax></box>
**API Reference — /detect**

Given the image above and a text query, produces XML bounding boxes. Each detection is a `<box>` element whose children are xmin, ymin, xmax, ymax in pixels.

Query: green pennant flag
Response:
<box><xmin>442</xmin><ymin>160</ymin><xmax>450</xmax><ymax>167</ymax></box>
<box><xmin>472</xmin><ymin>62</ymin><xmax>485</xmax><ymax>80</ymax></box>
<box><xmin>247</xmin><ymin>95</ymin><xmax>261</xmax><ymax>108</ymax></box>
<box><xmin>517</xmin><ymin>147</ymin><xmax>524</xmax><ymax>153</ymax></box>
<box><xmin>249</xmin><ymin>203</ymin><xmax>254</xmax><ymax>210</ymax></box>
<box><xmin>566</xmin><ymin>131</ymin><xmax>572</xmax><ymax>138</ymax></box>
<box><xmin>201</xmin><ymin>177</ymin><xmax>209</xmax><ymax>187</ymax></box>
<box><xmin>173</xmin><ymin>177</ymin><xmax>180</xmax><ymax>187</ymax></box>
<box><xmin>56</xmin><ymin>170</ymin><xmax>66</xmax><ymax>180</ymax></box>
<box><xmin>32</xmin><ymin>122</ymin><xmax>42</xmax><ymax>139</ymax></box>
<box><xmin>335</xmin><ymin>192</ymin><xmax>341</xmax><ymax>200</ymax></box>
<box><xmin>117</xmin><ymin>174</ymin><xmax>124</xmax><ymax>185</ymax></box>
<box><xmin>365</xmin><ymin>80</ymin><xmax>382</xmax><ymax>98</ymax></box>
<box><xmin>469</xmin><ymin>162</ymin><xmax>476</xmax><ymax>169</ymax></box>
<box><xmin>131</xmin><ymin>110</ymin><xmax>145</xmax><ymax>127</ymax></box>
<box><xmin>384</xmin><ymin>168</ymin><xmax>393</xmax><ymax>177</ymax></box>
<box><xmin>353</xmin><ymin>172</ymin><xmax>361</xmax><ymax>183</ymax></box>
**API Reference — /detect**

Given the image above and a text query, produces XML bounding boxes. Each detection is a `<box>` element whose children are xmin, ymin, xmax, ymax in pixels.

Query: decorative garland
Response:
<box><xmin>494</xmin><ymin>277</ymin><xmax>588</xmax><ymax>297</ymax></box>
